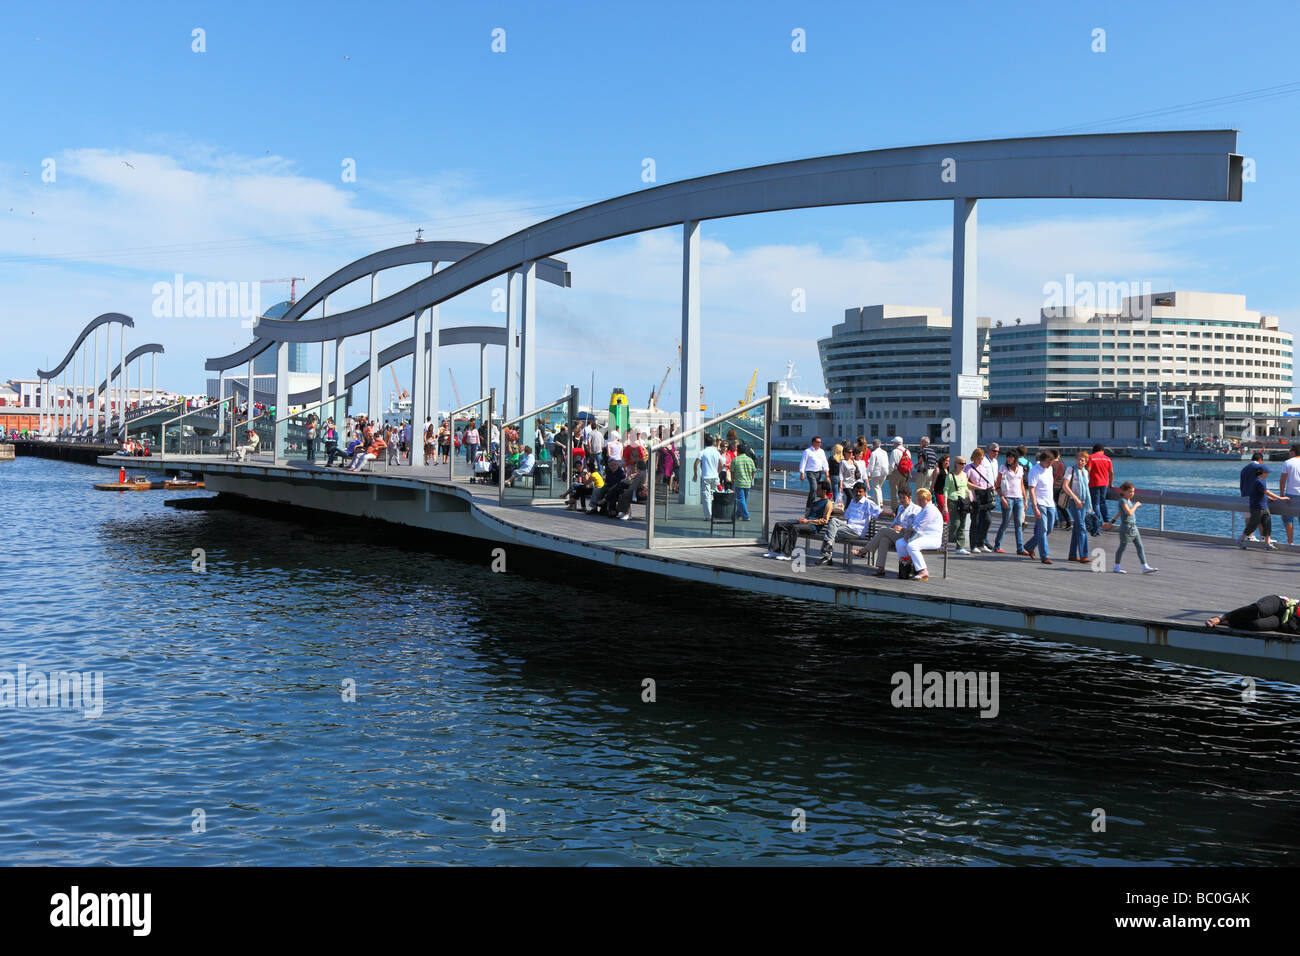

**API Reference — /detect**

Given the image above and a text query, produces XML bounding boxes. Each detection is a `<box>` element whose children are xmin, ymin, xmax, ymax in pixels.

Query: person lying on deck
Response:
<box><xmin>1206</xmin><ymin>596</ymin><xmax>1300</xmax><ymax>633</ymax></box>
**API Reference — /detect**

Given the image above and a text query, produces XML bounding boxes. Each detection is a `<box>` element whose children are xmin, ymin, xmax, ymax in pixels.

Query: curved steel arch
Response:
<box><xmin>37</xmin><ymin>312</ymin><xmax>135</xmax><ymax>378</ymax></box>
<box><xmin>223</xmin><ymin>326</ymin><xmax>507</xmax><ymax>405</ymax></box>
<box><xmin>256</xmin><ymin>130</ymin><xmax>1242</xmax><ymax>345</ymax></box>
<box><xmin>205</xmin><ymin>240</ymin><xmax>569</xmax><ymax>370</ymax></box>
<box><xmin>96</xmin><ymin>343</ymin><xmax>165</xmax><ymax>395</ymax></box>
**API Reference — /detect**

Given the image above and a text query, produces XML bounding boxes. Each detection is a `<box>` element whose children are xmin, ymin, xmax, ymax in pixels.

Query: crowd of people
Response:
<box><xmin>779</xmin><ymin>436</ymin><xmax>1158</xmax><ymax>578</ymax></box>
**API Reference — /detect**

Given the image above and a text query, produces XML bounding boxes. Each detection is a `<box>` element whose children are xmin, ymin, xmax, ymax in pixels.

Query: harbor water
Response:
<box><xmin>1</xmin><ymin>456</ymin><xmax>1297</xmax><ymax>865</ymax></box>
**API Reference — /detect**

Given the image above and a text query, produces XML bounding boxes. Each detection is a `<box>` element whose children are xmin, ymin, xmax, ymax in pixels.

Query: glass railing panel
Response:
<box><xmin>648</xmin><ymin>401</ymin><xmax>769</xmax><ymax>545</ymax></box>
<box><xmin>500</xmin><ymin>394</ymin><xmax>574</xmax><ymax>504</ymax></box>
<box><xmin>270</xmin><ymin>396</ymin><xmax>352</xmax><ymax>465</ymax></box>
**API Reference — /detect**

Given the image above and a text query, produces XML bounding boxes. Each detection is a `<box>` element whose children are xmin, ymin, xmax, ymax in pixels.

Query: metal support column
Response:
<box><xmin>411</xmin><ymin>308</ymin><xmax>429</xmax><ymax>464</ymax></box>
<box><xmin>217</xmin><ymin>370</ymin><xmax>226</xmax><ymax>441</ymax></box>
<box><xmin>520</xmin><ymin>260</ymin><xmax>536</xmax><ymax>427</ymax></box>
<box><xmin>949</xmin><ymin>197</ymin><xmax>979</xmax><ymax>458</ymax></box>
<box><xmin>680</xmin><ymin>220</ymin><xmax>702</xmax><ymax>505</ymax></box>
<box><xmin>504</xmin><ymin>270</ymin><xmax>518</xmax><ymax>418</ymax></box>
<box><xmin>367</xmin><ymin>276</ymin><xmax>380</xmax><ymax>422</ymax></box>
<box><xmin>275</xmin><ymin>341</ymin><xmax>289</xmax><ymax>462</ymax></box>
<box><xmin>92</xmin><ymin>326</ymin><xmax>100</xmax><ymax>437</ymax></box>
<box><xmin>480</xmin><ymin>343</ymin><xmax>488</xmax><ymax>403</ymax></box>
<box><xmin>427</xmin><ymin>262</ymin><xmax>439</xmax><ymax>432</ymax></box>
<box><xmin>333</xmin><ymin>336</ymin><xmax>347</xmax><ymax>428</ymax></box>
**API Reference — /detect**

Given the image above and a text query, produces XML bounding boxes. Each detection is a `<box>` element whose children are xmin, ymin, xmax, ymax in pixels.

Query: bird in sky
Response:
<box><xmin>123</xmin><ymin>161</ymin><xmax>134</xmax><ymax>169</ymax></box>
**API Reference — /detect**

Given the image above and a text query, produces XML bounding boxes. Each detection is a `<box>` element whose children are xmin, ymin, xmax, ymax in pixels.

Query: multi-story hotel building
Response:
<box><xmin>987</xmin><ymin>291</ymin><xmax>1293</xmax><ymax>429</ymax></box>
<box><xmin>817</xmin><ymin>305</ymin><xmax>991</xmax><ymax>443</ymax></box>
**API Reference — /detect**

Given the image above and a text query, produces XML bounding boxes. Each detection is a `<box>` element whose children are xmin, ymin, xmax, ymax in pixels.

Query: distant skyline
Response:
<box><xmin>3</xmin><ymin>0</ymin><xmax>1298</xmax><ymax>409</ymax></box>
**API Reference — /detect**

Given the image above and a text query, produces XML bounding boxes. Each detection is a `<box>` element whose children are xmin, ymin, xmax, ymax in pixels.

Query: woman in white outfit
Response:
<box><xmin>896</xmin><ymin>488</ymin><xmax>944</xmax><ymax>581</ymax></box>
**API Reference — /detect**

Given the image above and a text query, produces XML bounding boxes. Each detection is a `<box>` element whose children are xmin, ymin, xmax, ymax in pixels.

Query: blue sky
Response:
<box><xmin>3</xmin><ymin>0</ymin><xmax>1298</xmax><ymax>410</ymax></box>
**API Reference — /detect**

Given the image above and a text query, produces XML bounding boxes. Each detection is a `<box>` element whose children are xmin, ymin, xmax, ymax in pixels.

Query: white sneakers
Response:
<box><xmin>955</xmin><ymin>548</ymin><xmax>971</xmax><ymax>555</ymax></box>
<box><xmin>1142</xmin><ymin>565</ymin><xmax>1158</xmax><ymax>573</ymax></box>
<box><xmin>1113</xmin><ymin>566</ymin><xmax>1126</xmax><ymax>573</ymax></box>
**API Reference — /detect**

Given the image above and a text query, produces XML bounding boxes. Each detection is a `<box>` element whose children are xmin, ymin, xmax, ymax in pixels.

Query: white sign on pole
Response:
<box><xmin>956</xmin><ymin>374</ymin><xmax>984</xmax><ymax>400</ymax></box>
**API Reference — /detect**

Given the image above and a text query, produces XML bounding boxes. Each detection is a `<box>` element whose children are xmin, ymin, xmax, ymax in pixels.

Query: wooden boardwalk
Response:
<box><xmin>107</xmin><ymin>452</ymin><xmax>1300</xmax><ymax>680</ymax></box>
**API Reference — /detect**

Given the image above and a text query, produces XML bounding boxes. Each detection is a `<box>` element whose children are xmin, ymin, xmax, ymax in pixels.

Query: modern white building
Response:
<box><xmin>817</xmin><ymin>305</ymin><xmax>991</xmax><ymax>443</ymax></box>
<box><xmin>987</xmin><ymin>290</ymin><xmax>1293</xmax><ymax>433</ymax></box>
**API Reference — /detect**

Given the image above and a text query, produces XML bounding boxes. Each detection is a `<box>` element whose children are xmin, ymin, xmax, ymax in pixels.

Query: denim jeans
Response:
<box><xmin>994</xmin><ymin>497</ymin><xmax>1025</xmax><ymax>551</ymax></box>
<box><xmin>1026</xmin><ymin>504</ymin><xmax>1057</xmax><ymax>559</ymax></box>
<box><xmin>1090</xmin><ymin>486</ymin><xmax>1111</xmax><ymax>523</ymax></box>
<box><xmin>1115</xmin><ymin>529</ymin><xmax>1148</xmax><ymax>567</ymax></box>
<box><xmin>830</xmin><ymin>474</ymin><xmax>841</xmax><ymax>506</ymax></box>
<box><xmin>805</xmin><ymin>470</ymin><xmax>826</xmax><ymax>508</ymax></box>
<box><xmin>1067</xmin><ymin>499</ymin><xmax>1089</xmax><ymax>559</ymax></box>
<box><xmin>735</xmin><ymin>485</ymin><xmax>751</xmax><ymax>519</ymax></box>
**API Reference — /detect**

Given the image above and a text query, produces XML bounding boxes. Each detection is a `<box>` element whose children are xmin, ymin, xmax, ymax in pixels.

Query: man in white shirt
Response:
<box><xmin>1023</xmin><ymin>451</ymin><xmax>1058</xmax><ymax>564</ymax></box>
<box><xmin>859</xmin><ymin>488</ymin><xmax>921</xmax><ymax>575</ymax></box>
<box><xmin>1281</xmin><ymin>443</ymin><xmax>1300</xmax><ymax>544</ymax></box>
<box><xmin>866</xmin><ymin>439</ymin><xmax>890</xmax><ymax>507</ymax></box>
<box><xmin>798</xmin><ymin>436</ymin><xmax>829</xmax><ymax>508</ymax></box>
<box><xmin>694</xmin><ymin>433</ymin><xmax>722</xmax><ymax>518</ymax></box>
<box><xmin>817</xmin><ymin>481</ymin><xmax>882</xmax><ymax>566</ymax></box>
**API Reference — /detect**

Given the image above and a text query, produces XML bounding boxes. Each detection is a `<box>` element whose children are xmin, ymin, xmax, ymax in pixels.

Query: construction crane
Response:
<box><xmin>260</xmin><ymin>277</ymin><xmax>307</xmax><ymax>303</ymax></box>
<box><xmin>448</xmin><ymin>367</ymin><xmax>462</xmax><ymax>408</ymax></box>
<box><xmin>390</xmin><ymin>366</ymin><xmax>408</xmax><ymax>401</ymax></box>
<box><xmin>739</xmin><ymin>368</ymin><xmax>757</xmax><ymax>406</ymax></box>
<box><xmin>648</xmin><ymin>340</ymin><xmax>679</xmax><ymax>411</ymax></box>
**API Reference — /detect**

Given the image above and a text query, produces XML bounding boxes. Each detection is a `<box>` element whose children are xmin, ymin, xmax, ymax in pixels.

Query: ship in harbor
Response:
<box><xmin>772</xmin><ymin>361</ymin><xmax>831</xmax><ymax>450</ymax></box>
<box><xmin>1129</xmin><ymin>437</ymin><xmax>1249</xmax><ymax>461</ymax></box>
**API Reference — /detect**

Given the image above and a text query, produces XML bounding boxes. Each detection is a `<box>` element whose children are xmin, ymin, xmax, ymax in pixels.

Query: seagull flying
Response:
<box><xmin>123</xmin><ymin>161</ymin><xmax>134</xmax><ymax>169</ymax></box>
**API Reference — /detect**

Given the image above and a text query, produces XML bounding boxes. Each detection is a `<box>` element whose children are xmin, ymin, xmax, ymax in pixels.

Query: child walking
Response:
<box><xmin>1105</xmin><ymin>481</ymin><xmax>1157</xmax><ymax>574</ymax></box>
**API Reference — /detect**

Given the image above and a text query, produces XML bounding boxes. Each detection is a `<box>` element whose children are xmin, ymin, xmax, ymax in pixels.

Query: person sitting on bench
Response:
<box><xmin>507</xmin><ymin>445</ymin><xmax>536</xmax><ymax>487</ymax></box>
<box><xmin>817</xmin><ymin>480</ymin><xmax>881</xmax><ymax>566</ymax></box>
<box><xmin>894</xmin><ymin>487</ymin><xmax>944</xmax><ymax>581</ymax></box>
<box><xmin>764</xmin><ymin>480</ymin><xmax>834</xmax><ymax>560</ymax></box>
<box><xmin>590</xmin><ymin>462</ymin><xmax>624</xmax><ymax>514</ymax></box>
<box><xmin>235</xmin><ymin>428</ymin><xmax>260</xmax><ymax>461</ymax></box>
<box><xmin>566</xmin><ymin>463</ymin><xmax>603</xmax><ymax>511</ymax></box>
<box><xmin>859</xmin><ymin>488</ymin><xmax>921</xmax><ymax>576</ymax></box>
<box><xmin>611</xmin><ymin>458</ymin><xmax>648</xmax><ymax>521</ymax></box>
<box><xmin>328</xmin><ymin>433</ymin><xmax>359</xmax><ymax>467</ymax></box>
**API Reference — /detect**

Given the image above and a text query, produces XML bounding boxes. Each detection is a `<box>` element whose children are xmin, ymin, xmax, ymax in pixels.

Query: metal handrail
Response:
<box><xmin>646</xmin><ymin>392</ymin><xmax>773</xmax><ymax>548</ymax></box>
<box><xmin>647</xmin><ymin>393</ymin><xmax>771</xmax><ymax>453</ymax></box>
<box><xmin>447</xmin><ymin>391</ymin><xmax>494</xmax><ymax>481</ymax></box>
<box><xmin>498</xmin><ymin>389</ymin><xmax>575</xmax><ymax>499</ymax></box>
<box><xmin>158</xmin><ymin>396</ymin><xmax>234</xmax><ymax>431</ymax></box>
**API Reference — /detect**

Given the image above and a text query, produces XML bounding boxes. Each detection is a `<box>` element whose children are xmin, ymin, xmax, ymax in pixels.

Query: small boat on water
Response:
<box><xmin>94</xmin><ymin>477</ymin><xmax>161</xmax><ymax>491</ymax></box>
<box><xmin>163</xmin><ymin>479</ymin><xmax>205</xmax><ymax>490</ymax></box>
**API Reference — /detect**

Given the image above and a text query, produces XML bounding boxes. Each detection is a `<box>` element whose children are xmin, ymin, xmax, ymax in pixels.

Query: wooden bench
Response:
<box><xmin>793</xmin><ymin>515</ymin><xmax>950</xmax><ymax>578</ymax></box>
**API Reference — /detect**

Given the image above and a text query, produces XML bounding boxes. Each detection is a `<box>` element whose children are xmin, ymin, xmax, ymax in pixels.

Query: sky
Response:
<box><xmin>2</xmin><ymin>0</ymin><xmax>1298</xmax><ymax>413</ymax></box>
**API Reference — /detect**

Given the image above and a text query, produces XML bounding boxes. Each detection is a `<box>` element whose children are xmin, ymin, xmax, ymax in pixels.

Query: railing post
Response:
<box><xmin>1159</xmin><ymin>501</ymin><xmax>1164</xmax><ymax>532</ymax></box>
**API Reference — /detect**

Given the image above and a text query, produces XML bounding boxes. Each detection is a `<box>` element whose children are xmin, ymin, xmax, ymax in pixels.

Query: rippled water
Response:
<box><xmin>1</xmin><ymin>456</ymin><xmax>1297</xmax><ymax>865</ymax></box>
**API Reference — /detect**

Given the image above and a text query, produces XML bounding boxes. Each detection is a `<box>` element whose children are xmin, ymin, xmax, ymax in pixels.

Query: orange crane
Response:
<box><xmin>390</xmin><ymin>366</ymin><xmax>407</xmax><ymax>400</ymax></box>
<box><xmin>260</xmin><ymin>277</ymin><xmax>307</xmax><ymax>303</ymax></box>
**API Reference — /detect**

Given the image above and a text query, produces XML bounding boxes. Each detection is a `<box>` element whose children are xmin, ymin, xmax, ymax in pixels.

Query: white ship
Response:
<box><xmin>776</xmin><ymin>361</ymin><xmax>830</xmax><ymax>411</ymax></box>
